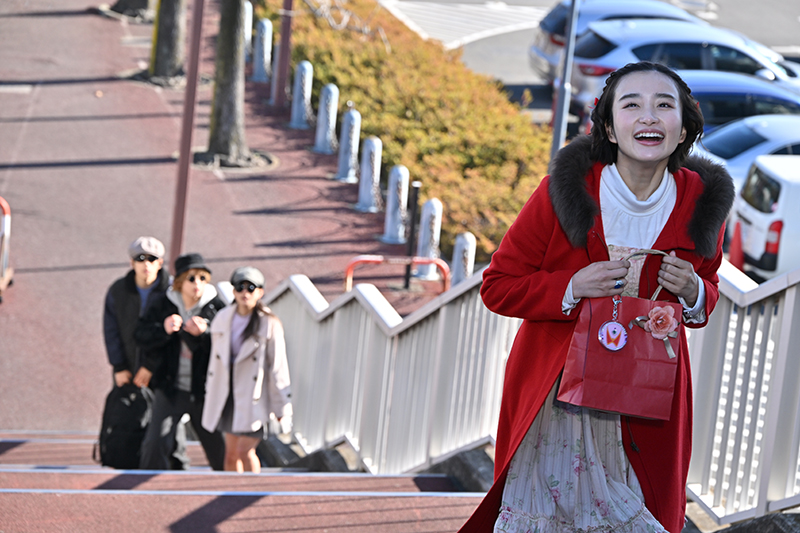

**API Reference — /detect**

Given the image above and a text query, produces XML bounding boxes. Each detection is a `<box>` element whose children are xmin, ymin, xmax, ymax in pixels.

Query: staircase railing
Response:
<box><xmin>686</xmin><ymin>261</ymin><xmax>800</xmax><ymax>524</ymax></box>
<box><xmin>263</xmin><ymin>259</ymin><xmax>800</xmax><ymax>524</ymax></box>
<box><xmin>263</xmin><ymin>271</ymin><xmax>518</xmax><ymax>474</ymax></box>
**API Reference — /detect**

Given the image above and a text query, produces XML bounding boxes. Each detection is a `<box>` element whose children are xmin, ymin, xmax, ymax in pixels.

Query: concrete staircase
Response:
<box><xmin>0</xmin><ymin>431</ymin><xmax>483</xmax><ymax>532</ymax></box>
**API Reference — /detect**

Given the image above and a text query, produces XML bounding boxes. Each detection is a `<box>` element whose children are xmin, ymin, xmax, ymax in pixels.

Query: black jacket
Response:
<box><xmin>103</xmin><ymin>268</ymin><xmax>170</xmax><ymax>373</ymax></box>
<box><xmin>134</xmin><ymin>289</ymin><xmax>225</xmax><ymax>399</ymax></box>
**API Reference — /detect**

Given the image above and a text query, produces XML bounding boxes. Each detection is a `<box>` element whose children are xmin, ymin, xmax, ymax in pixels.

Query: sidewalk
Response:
<box><xmin>0</xmin><ymin>0</ymin><xmax>440</xmax><ymax>434</ymax></box>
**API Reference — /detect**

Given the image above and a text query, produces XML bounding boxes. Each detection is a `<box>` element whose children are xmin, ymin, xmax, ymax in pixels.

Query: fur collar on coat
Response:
<box><xmin>547</xmin><ymin>135</ymin><xmax>735</xmax><ymax>258</ymax></box>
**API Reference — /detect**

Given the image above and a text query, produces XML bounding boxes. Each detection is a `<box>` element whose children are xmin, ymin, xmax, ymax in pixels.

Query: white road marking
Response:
<box><xmin>379</xmin><ymin>0</ymin><xmax>548</xmax><ymax>50</ymax></box>
<box><xmin>0</xmin><ymin>85</ymin><xmax>33</xmax><ymax>94</ymax></box>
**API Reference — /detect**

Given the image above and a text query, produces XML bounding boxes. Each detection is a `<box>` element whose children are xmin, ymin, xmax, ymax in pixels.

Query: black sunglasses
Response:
<box><xmin>187</xmin><ymin>274</ymin><xmax>208</xmax><ymax>283</ymax></box>
<box><xmin>134</xmin><ymin>254</ymin><xmax>159</xmax><ymax>263</ymax></box>
<box><xmin>234</xmin><ymin>281</ymin><xmax>260</xmax><ymax>293</ymax></box>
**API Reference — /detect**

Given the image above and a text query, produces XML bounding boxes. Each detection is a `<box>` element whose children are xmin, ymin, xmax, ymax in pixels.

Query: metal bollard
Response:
<box><xmin>404</xmin><ymin>181</ymin><xmax>422</xmax><ymax>288</ymax></box>
<box><xmin>334</xmin><ymin>107</ymin><xmax>361</xmax><ymax>183</ymax></box>
<box><xmin>355</xmin><ymin>137</ymin><xmax>382</xmax><ymax>213</ymax></box>
<box><xmin>289</xmin><ymin>60</ymin><xmax>313</xmax><ymax>130</ymax></box>
<box><xmin>414</xmin><ymin>198</ymin><xmax>443</xmax><ymax>280</ymax></box>
<box><xmin>312</xmin><ymin>84</ymin><xmax>339</xmax><ymax>154</ymax></box>
<box><xmin>269</xmin><ymin>43</ymin><xmax>281</xmax><ymax>106</ymax></box>
<box><xmin>380</xmin><ymin>165</ymin><xmax>409</xmax><ymax>244</ymax></box>
<box><xmin>451</xmin><ymin>232</ymin><xmax>476</xmax><ymax>285</ymax></box>
<box><xmin>252</xmin><ymin>19</ymin><xmax>272</xmax><ymax>83</ymax></box>
<box><xmin>244</xmin><ymin>1</ymin><xmax>254</xmax><ymax>63</ymax></box>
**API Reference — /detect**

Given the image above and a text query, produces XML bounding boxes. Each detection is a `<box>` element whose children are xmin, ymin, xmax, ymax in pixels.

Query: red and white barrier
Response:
<box><xmin>0</xmin><ymin>196</ymin><xmax>13</xmax><ymax>302</ymax></box>
<box><xmin>344</xmin><ymin>254</ymin><xmax>450</xmax><ymax>293</ymax></box>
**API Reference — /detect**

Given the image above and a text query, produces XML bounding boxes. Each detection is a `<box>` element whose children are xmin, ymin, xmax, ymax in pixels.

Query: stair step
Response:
<box><xmin>0</xmin><ymin>432</ymin><xmax>209</xmax><ymax>468</ymax></box>
<box><xmin>0</xmin><ymin>432</ymin><xmax>481</xmax><ymax>531</ymax></box>
<box><xmin>0</xmin><ymin>490</ymin><xmax>482</xmax><ymax>532</ymax></box>
<box><xmin>0</xmin><ymin>469</ymin><xmax>462</xmax><ymax>493</ymax></box>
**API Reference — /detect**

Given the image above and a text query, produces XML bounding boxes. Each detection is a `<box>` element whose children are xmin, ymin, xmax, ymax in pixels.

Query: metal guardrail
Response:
<box><xmin>686</xmin><ymin>261</ymin><xmax>800</xmax><ymax>524</ymax></box>
<box><xmin>262</xmin><ymin>272</ymin><xmax>518</xmax><ymax>474</ymax></box>
<box><xmin>264</xmin><ymin>259</ymin><xmax>800</xmax><ymax>524</ymax></box>
<box><xmin>343</xmin><ymin>254</ymin><xmax>451</xmax><ymax>293</ymax></box>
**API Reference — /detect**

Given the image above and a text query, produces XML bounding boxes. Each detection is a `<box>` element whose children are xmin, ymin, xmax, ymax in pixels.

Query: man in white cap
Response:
<box><xmin>103</xmin><ymin>236</ymin><xmax>169</xmax><ymax>387</ymax></box>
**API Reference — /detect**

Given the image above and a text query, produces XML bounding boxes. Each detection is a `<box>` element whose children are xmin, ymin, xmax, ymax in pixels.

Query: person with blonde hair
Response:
<box><xmin>135</xmin><ymin>253</ymin><xmax>226</xmax><ymax>470</ymax></box>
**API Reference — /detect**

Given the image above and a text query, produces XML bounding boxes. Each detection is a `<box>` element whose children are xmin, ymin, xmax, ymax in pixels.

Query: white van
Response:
<box><xmin>729</xmin><ymin>155</ymin><xmax>800</xmax><ymax>281</ymax></box>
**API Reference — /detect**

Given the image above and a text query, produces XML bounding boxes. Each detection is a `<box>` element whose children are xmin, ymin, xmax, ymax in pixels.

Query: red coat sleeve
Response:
<box><xmin>481</xmin><ymin>177</ymin><xmax>589</xmax><ymax>323</ymax></box>
<box><xmin>688</xmin><ymin>223</ymin><xmax>725</xmax><ymax>329</ymax></box>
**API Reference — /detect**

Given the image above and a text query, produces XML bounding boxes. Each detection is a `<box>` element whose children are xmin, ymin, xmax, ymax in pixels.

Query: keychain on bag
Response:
<box><xmin>598</xmin><ymin>295</ymin><xmax>627</xmax><ymax>351</ymax></box>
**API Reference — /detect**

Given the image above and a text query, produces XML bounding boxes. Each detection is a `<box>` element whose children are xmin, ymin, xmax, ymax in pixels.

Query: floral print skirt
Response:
<box><xmin>494</xmin><ymin>383</ymin><xmax>668</xmax><ymax>533</ymax></box>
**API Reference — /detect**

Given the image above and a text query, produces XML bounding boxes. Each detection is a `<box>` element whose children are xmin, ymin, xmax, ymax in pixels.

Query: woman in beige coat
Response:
<box><xmin>201</xmin><ymin>267</ymin><xmax>291</xmax><ymax>473</ymax></box>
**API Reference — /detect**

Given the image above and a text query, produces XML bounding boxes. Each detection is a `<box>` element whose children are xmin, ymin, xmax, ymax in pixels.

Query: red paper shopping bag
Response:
<box><xmin>557</xmin><ymin>289</ymin><xmax>683</xmax><ymax>421</ymax></box>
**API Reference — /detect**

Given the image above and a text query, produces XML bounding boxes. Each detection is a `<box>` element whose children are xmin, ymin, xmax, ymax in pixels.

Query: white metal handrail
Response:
<box><xmin>686</xmin><ymin>261</ymin><xmax>800</xmax><ymax>524</ymax></box>
<box><xmin>262</xmin><ymin>270</ymin><xmax>518</xmax><ymax>474</ymax></box>
<box><xmin>265</xmin><ymin>259</ymin><xmax>800</xmax><ymax>525</ymax></box>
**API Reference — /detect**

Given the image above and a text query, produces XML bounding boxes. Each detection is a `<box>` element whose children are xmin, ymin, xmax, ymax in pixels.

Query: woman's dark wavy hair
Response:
<box><xmin>243</xmin><ymin>301</ymin><xmax>274</xmax><ymax>342</ymax></box>
<box><xmin>589</xmin><ymin>61</ymin><xmax>704</xmax><ymax>173</ymax></box>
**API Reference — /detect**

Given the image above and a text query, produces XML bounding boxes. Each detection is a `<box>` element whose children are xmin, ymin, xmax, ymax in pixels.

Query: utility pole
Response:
<box><xmin>169</xmin><ymin>0</ymin><xmax>205</xmax><ymax>265</ymax></box>
<box><xmin>550</xmin><ymin>0</ymin><xmax>580</xmax><ymax>163</ymax></box>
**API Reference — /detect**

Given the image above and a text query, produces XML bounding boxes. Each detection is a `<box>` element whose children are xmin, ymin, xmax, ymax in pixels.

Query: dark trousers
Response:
<box><xmin>139</xmin><ymin>389</ymin><xmax>225</xmax><ymax>471</ymax></box>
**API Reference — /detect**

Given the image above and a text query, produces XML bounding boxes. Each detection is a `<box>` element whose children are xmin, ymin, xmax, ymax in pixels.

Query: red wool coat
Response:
<box><xmin>459</xmin><ymin>137</ymin><xmax>734</xmax><ymax>533</ymax></box>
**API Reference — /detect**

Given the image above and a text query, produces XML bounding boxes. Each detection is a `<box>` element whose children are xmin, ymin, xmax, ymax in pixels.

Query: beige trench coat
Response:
<box><xmin>201</xmin><ymin>305</ymin><xmax>291</xmax><ymax>434</ymax></box>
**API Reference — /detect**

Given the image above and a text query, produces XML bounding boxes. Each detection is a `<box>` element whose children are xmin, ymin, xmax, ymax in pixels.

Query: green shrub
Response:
<box><xmin>254</xmin><ymin>0</ymin><xmax>551</xmax><ymax>261</ymax></box>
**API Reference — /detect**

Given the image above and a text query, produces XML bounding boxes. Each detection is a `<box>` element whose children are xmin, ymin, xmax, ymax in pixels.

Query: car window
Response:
<box><xmin>654</xmin><ymin>43</ymin><xmax>703</xmax><ymax>69</ymax></box>
<box><xmin>574</xmin><ymin>31</ymin><xmax>616</xmax><ymax>59</ymax></box>
<box><xmin>741</xmin><ymin>166</ymin><xmax>781</xmax><ymax>213</ymax></box>
<box><xmin>697</xmin><ymin>94</ymin><xmax>750</xmax><ymax>127</ymax></box>
<box><xmin>751</xmin><ymin>96</ymin><xmax>800</xmax><ymax>116</ymax></box>
<box><xmin>633</xmin><ymin>44</ymin><xmax>659</xmax><ymax>61</ymax></box>
<box><xmin>540</xmin><ymin>4</ymin><xmax>569</xmax><ymax>35</ymax></box>
<box><xmin>778</xmin><ymin>61</ymin><xmax>798</xmax><ymax>78</ymax></box>
<box><xmin>772</xmin><ymin>146</ymin><xmax>791</xmax><ymax>155</ymax></box>
<box><xmin>701</xmin><ymin>121</ymin><xmax>767</xmax><ymax>159</ymax></box>
<box><xmin>791</xmin><ymin>144</ymin><xmax>800</xmax><ymax>154</ymax></box>
<box><xmin>709</xmin><ymin>45</ymin><xmax>763</xmax><ymax>75</ymax></box>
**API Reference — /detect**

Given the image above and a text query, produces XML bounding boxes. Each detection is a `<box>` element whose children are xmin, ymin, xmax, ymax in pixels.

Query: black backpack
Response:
<box><xmin>94</xmin><ymin>384</ymin><xmax>153</xmax><ymax>469</ymax></box>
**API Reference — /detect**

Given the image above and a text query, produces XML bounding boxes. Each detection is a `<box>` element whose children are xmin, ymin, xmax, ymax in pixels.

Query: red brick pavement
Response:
<box><xmin>0</xmin><ymin>3</ymin><xmax>481</xmax><ymax>529</ymax></box>
<box><xmin>0</xmin><ymin>0</ymin><xmax>442</xmax><ymax>436</ymax></box>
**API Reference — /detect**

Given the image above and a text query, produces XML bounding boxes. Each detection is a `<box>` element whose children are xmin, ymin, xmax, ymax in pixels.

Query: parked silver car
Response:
<box><xmin>562</xmin><ymin>19</ymin><xmax>800</xmax><ymax>125</ymax></box>
<box><xmin>693</xmin><ymin>114</ymin><xmax>800</xmax><ymax>193</ymax></box>
<box><xmin>528</xmin><ymin>0</ymin><xmax>705</xmax><ymax>83</ymax></box>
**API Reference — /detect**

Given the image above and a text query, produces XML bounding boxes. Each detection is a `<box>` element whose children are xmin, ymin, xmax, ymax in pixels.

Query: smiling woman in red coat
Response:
<box><xmin>459</xmin><ymin>62</ymin><xmax>734</xmax><ymax>533</ymax></box>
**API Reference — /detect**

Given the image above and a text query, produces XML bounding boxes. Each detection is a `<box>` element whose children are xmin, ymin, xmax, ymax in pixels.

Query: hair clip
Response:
<box><xmin>594</xmin><ymin>97</ymin><xmax>599</xmax><ymax>107</ymax></box>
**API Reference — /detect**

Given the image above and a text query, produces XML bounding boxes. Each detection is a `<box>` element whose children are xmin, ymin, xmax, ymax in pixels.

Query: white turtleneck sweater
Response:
<box><xmin>563</xmin><ymin>164</ymin><xmax>705</xmax><ymax>321</ymax></box>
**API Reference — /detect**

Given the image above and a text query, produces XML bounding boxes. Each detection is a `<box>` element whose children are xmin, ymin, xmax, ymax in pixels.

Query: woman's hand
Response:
<box><xmin>571</xmin><ymin>260</ymin><xmax>631</xmax><ymax>299</ymax></box>
<box><xmin>659</xmin><ymin>251</ymin><xmax>699</xmax><ymax>307</ymax></box>
<box><xmin>133</xmin><ymin>367</ymin><xmax>152</xmax><ymax>388</ymax></box>
<box><xmin>183</xmin><ymin>316</ymin><xmax>208</xmax><ymax>336</ymax></box>
<box><xmin>164</xmin><ymin>314</ymin><xmax>182</xmax><ymax>334</ymax></box>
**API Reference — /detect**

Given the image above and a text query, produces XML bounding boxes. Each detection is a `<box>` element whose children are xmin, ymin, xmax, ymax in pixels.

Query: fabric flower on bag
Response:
<box><xmin>643</xmin><ymin>306</ymin><xmax>678</xmax><ymax>340</ymax></box>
